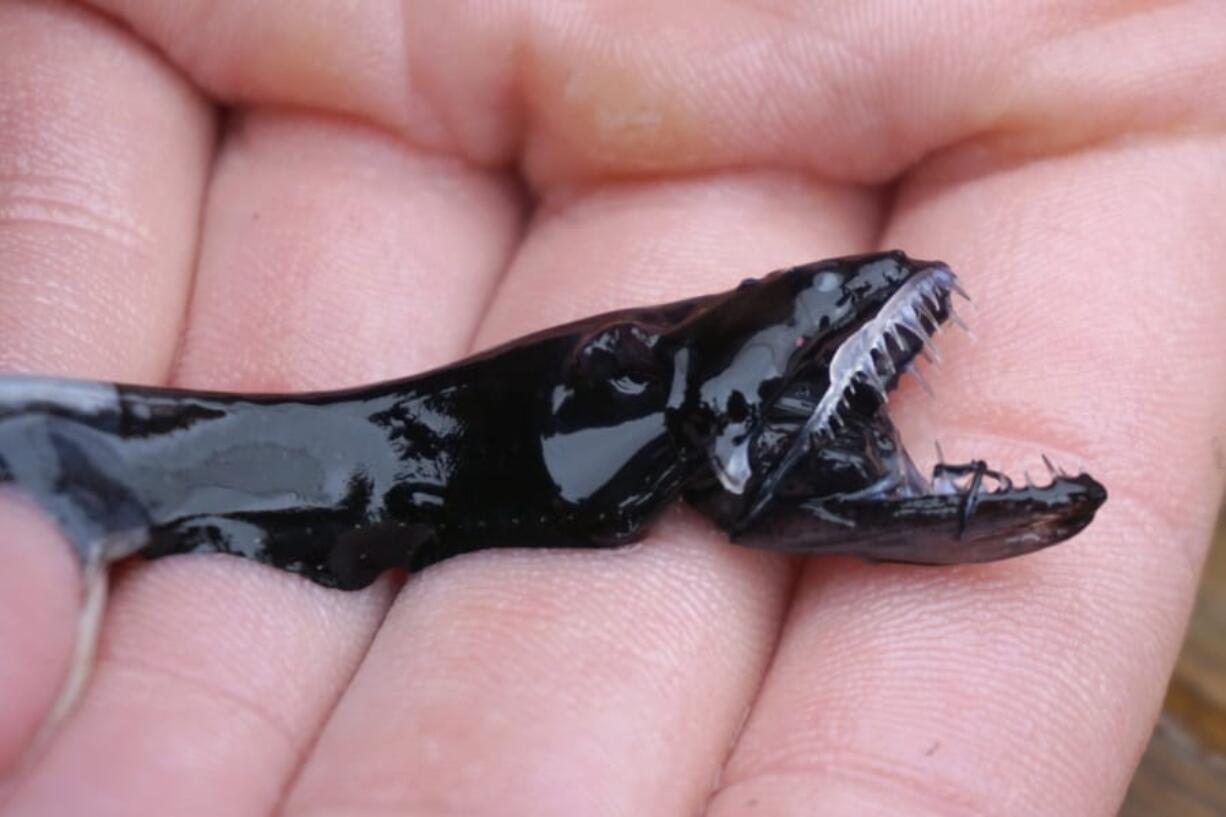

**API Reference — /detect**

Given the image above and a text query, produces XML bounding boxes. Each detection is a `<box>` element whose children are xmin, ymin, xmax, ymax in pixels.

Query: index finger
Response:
<box><xmin>710</xmin><ymin>43</ymin><xmax>1226</xmax><ymax>817</ymax></box>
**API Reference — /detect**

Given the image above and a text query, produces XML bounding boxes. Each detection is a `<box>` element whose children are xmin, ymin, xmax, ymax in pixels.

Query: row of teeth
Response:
<box><xmin>813</xmin><ymin>267</ymin><xmax>968</xmax><ymax>438</ymax></box>
<box><xmin>928</xmin><ymin>451</ymin><xmax>1075</xmax><ymax>496</ymax></box>
<box><xmin>723</xmin><ymin>267</ymin><xmax>968</xmax><ymax>498</ymax></box>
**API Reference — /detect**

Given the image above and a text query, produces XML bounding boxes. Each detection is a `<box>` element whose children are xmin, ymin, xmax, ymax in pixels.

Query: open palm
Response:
<box><xmin>2</xmin><ymin>2</ymin><xmax>1225</xmax><ymax>815</ymax></box>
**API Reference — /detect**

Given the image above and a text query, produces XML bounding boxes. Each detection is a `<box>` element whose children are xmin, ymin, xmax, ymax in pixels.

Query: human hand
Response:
<box><xmin>2</xmin><ymin>2</ymin><xmax>1224</xmax><ymax>814</ymax></box>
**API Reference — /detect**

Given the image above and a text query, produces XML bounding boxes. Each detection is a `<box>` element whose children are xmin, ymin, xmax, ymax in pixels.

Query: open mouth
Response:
<box><xmin>732</xmin><ymin>262</ymin><xmax>1108</xmax><ymax>562</ymax></box>
<box><xmin>746</xmin><ymin>262</ymin><xmax>968</xmax><ymax>510</ymax></box>
<box><xmin>811</xmin><ymin>261</ymin><xmax>966</xmax><ymax>436</ymax></box>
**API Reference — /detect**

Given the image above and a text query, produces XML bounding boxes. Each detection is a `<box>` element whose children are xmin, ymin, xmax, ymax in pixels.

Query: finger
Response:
<box><xmin>85</xmin><ymin>0</ymin><xmax>520</xmax><ymax>164</ymax></box>
<box><xmin>2</xmin><ymin>113</ymin><xmax>521</xmax><ymax>816</ymax></box>
<box><xmin>707</xmin><ymin>91</ymin><xmax>1226</xmax><ymax>817</ymax></box>
<box><xmin>0</xmin><ymin>504</ymin><xmax>79</xmax><ymax>781</ymax></box>
<box><xmin>170</xmin><ymin>114</ymin><xmax>519</xmax><ymax>390</ymax></box>
<box><xmin>86</xmin><ymin>0</ymin><xmax>1226</xmax><ymax>188</ymax></box>
<box><xmin>280</xmin><ymin>171</ymin><xmax>880</xmax><ymax>816</ymax></box>
<box><xmin>0</xmin><ymin>0</ymin><xmax>211</xmax><ymax>772</ymax></box>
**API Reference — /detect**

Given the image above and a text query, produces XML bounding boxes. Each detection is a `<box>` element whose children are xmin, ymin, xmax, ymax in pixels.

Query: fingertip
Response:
<box><xmin>0</xmin><ymin>493</ymin><xmax>81</xmax><ymax>776</ymax></box>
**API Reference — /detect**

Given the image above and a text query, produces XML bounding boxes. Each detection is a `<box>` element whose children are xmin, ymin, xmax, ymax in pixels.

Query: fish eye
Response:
<box><xmin>572</xmin><ymin>324</ymin><xmax>664</xmax><ymax>400</ymax></box>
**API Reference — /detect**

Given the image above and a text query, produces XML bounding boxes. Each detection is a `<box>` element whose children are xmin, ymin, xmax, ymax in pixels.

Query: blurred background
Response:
<box><xmin>1122</xmin><ymin>511</ymin><xmax>1226</xmax><ymax>815</ymax></box>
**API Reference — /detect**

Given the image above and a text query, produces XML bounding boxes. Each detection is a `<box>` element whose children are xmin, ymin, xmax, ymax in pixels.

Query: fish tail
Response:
<box><xmin>0</xmin><ymin>374</ymin><xmax>149</xmax><ymax>564</ymax></box>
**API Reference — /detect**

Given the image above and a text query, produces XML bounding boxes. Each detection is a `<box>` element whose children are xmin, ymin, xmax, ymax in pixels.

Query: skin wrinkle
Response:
<box><xmin>901</xmin><ymin>3</ymin><xmax>1226</xmax><ymax>177</ymax></box>
<box><xmin>96</xmin><ymin>558</ymin><xmax>400</xmax><ymax>761</ymax></box>
<box><xmin>263</xmin><ymin>576</ymin><xmax>407</xmax><ymax>816</ymax></box>
<box><xmin>710</xmin><ymin>764</ymin><xmax>989</xmax><ymax>817</ymax></box>
<box><xmin>94</xmin><ymin>0</ymin><xmax>524</xmax><ymax>167</ymax></box>
<box><xmin>712</xmin><ymin>642</ymin><xmax>1124</xmax><ymax>814</ymax></box>
<box><xmin>701</xmin><ymin>557</ymin><xmax>804</xmax><ymax>803</ymax></box>
<box><xmin>0</xmin><ymin>2</ymin><xmax>212</xmax><ymax>381</ymax></box>
<box><xmin>92</xmin><ymin>654</ymin><xmax>302</xmax><ymax>753</ymax></box>
<box><xmin>164</xmin><ymin>113</ymin><xmax>223</xmax><ymax>391</ymax></box>
<box><xmin>38</xmin><ymin>660</ymin><xmax>300</xmax><ymax>813</ymax></box>
<box><xmin>909</xmin><ymin>110</ymin><xmax>1225</xmax><ymax>199</ymax></box>
<box><xmin>515</xmin><ymin>0</ymin><xmax>1226</xmax><ymax>186</ymax></box>
<box><xmin>738</xmin><ymin>582</ymin><xmax>1080</xmax><ymax>746</ymax></box>
<box><xmin>482</xmin><ymin>169</ymin><xmax>880</xmax><ymax>339</ymax></box>
<box><xmin>77</xmin><ymin>0</ymin><xmax>1226</xmax><ymax>189</ymax></box>
<box><xmin>269</xmin><ymin>580</ymin><xmax>404</xmax><ymax>815</ymax></box>
<box><xmin>455</xmin><ymin>167</ymin><xmax>533</xmax><ymax>357</ymax></box>
<box><xmin>0</xmin><ymin>177</ymin><xmax>154</xmax><ymax>251</ymax></box>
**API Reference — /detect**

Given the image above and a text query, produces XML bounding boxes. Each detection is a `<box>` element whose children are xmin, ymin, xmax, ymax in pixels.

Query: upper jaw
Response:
<box><xmin>695</xmin><ymin>260</ymin><xmax>965</xmax><ymax>499</ymax></box>
<box><xmin>738</xmin><ymin>262</ymin><xmax>966</xmax><ymax>511</ymax></box>
<box><xmin>822</xmin><ymin>260</ymin><xmax>964</xmax><ymax>417</ymax></box>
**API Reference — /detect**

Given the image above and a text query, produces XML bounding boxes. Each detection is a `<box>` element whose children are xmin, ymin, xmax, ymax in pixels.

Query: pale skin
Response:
<box><xmin>1</xmin><ymin>1</ymin><xmax>1225</xmax><ymax>814</ymax></box>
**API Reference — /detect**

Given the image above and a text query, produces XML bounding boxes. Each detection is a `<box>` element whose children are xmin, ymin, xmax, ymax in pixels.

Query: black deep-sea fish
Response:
<box><xmin>0</xmin><ymin>251</ymin><xmax>1106</xmax><ymax>596</ymax></box>
<box><xmin>2</xmin><ymin>250</ymin><xmax>1111</xmax><ymax>727</ymax></box>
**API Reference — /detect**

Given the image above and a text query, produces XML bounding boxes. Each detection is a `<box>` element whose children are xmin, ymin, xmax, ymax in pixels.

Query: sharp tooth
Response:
<box><xmin>875</xmin><ymin>349</ymin><xmax>896</xmax><ymax>377</ymax></box>
<box><xmin>1024</xmin><ymin>470</ymin><xmax>1035</xmax><ymax>488</ymax></box>
<box><xmin>949</xmin><ymin>277</ymin><xmax>971</xmax><ymax>301</ymax></box>
<box><xmin>908</xmin><ymin>362</ymin><xmax>934</xmax><ymax>396</ymax></box>
<box><xmin>903</xmin><ymin>321</ymin><xmax>930</xmax><ymax>350</ymax></box>
<box><xmin>1042</xmin><ymin>453</ymin><xmax>1058</xmax><ymax>477</ymax></box>
<box><xmin>869</xmin><ymin>338</ymin><xmax>887</xmax><ymax>360</ymax></box>
<box><xmin>862</xmin><ymin>369</ymin><xmax>887</xmax><ymax>402</ymax></box>
<box><xmin>924</xmin><ymin>335</ymin><xmax>942</xmax><ymax>364</ymax></box>
<box><xmin>888</xmin><ymin>324</ymin><xmax>910</xmax><ymax>352</ymax></box>
<box><xmin>911</xmin><ymin>303</ymin><xmax>935</xmax><ymax>333</ymax></box>
<box><xmin>948</xmin><ymin>305</ymin><xmax>972</xmax><ymax>335</ymax></box>
<box><xmin>934</xmin><ymin>440</ymin><xmax>946</xmax><ymax>464</ymax></box>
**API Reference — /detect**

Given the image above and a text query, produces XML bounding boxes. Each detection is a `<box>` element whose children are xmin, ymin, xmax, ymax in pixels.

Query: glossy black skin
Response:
<box><xmin>0</xmin><ymin>251</ymin><xmax>1106</xmax><ymax>589</ymax></box>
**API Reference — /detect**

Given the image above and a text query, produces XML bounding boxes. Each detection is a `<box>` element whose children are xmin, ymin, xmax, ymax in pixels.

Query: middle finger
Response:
<box><xmin>284</xmin><ymin>170</ymin><xmax>879</xmax><ymax>816</ymax></box>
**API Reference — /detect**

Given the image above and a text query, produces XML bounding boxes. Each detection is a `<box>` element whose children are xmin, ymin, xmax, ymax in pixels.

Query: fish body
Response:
<box><xmin>0</xmin><ymin>251</ymin><xmax>1106</xmax><ymax>591</ymax></box>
